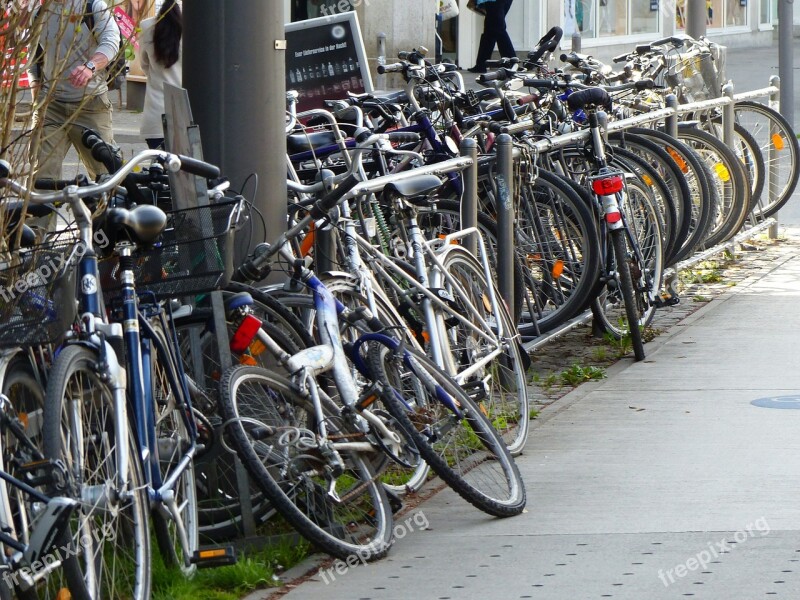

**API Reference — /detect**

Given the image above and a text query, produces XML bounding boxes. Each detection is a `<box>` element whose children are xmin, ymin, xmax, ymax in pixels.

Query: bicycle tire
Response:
<box><xmin>677</xmin><ymin>125</ymin><xmax>750</xmax><ymax>248</ymax></box>
<box><xmin>517</xmin><ymin>168</ymin><xmax>601</xmax><ymax>336</ymax></box>
<box><xmin>367</xmin><ymin>344</ymin><xmax>526</xmax><ymax>517</ymax></box>
<box><xmin>733</xmin><ymin>100</ymin><xmax>800</xmax><ymax>218</ymax></box>
<box><xmin>611</xmin><ymin>228</ymin><xmax>646</xmax><ymax>361</ymax></box>
<box><xmin>219</xmin><ymin>365</ymin><xmax>394</xmax><ymax>561</ymax></box>
<box><xmin>435</xmin><ymin>246</ymin><xmax>530</xmax><ymax>454</ymax></box>
<box><xmin>623</xmin><ymin>127</ymin><xmax>717</xmax><ymax>262</ymax></box>
<box><xmin>43</xmin><ymin>344</ymin><xmax>151</xmax><ymax>600</ymax></box>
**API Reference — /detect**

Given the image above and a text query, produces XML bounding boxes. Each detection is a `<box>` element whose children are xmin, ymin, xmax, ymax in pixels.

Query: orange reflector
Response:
<box><xmin>438</xmin><ymin>235</ymin><xmax>459</xmax><ymax>245</ymax></box>
<box><xmin>299</xmin><ymin>222</ymin><xmax>316</xmax><ymax>257</ymax></box>
<box><xmin>211</xmin><ymin>370</ymin><xmax>221</xmax><ymax>381</ymax></box>
<box><xmin>198</xmin><ymin>549</ymin><xmax>228</xmax><ymax>559</ymax></box>
<box><xmin>56</xmin><ymin>589</ymin><xmax>71</xmax><ymax>600</ymax></box>
<box><xmin>239</xmin><ymin>355</ymin><xmax>257</xmax><ymax>366</ymax></box>
<box><xmin>421</xmin><ymin>330</ymin><xmax>430</xmax><ymax>343</ymax></box>
<box><xmin>591</xmin><ymin>175</ymin><xmax>624</xmax><ymax>195</ymax></box>
<box><xmin>482</xmin><ymin>293</ymin><xmax>492</xmax><ymax>312</ymax></box>
<box><xmin>552</xmin><ymin>259</ymin><xmax>564</xmax><ymax>278</ymax></box>
<box><xmin>772</xmin><ymin>133</ymin><xmax>785</xmax><ymax>151</ymax></box>
<box><xmin>666</xmin><ymin>147</ymin><xmax>689</xmax><ymax>173</ymax></box>
<box><xmin>19</xmin><ymin>412</ymin><xmax>28</xmax><ymax>428</ymax></box>
<box><xmin>249</xmin><ymin>339</ymin><xmax>267</xmax><ymax>356</ymax></box>
<box><xmin>479</xmin><ymin>402</ymin><xmax>488</xmax><ymax>416</ymax></box>
<box><xmin>642</xmin><ymin>174</ymin><xmax>653</xmax><ymax>186</ymax></box>
<box><xmin>713</xmin><ymin>163</ymin><xmax>730</xmax><ymax>182</ymax></box>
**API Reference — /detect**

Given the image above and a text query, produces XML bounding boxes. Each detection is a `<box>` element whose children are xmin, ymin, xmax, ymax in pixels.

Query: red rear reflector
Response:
<box><xmin>230</xmin><ymin>314</ymin><xmax>262</xmax><ymax>353</ymax></box>
<box><xmin>592</xmin><ymin>175</ymin><xmax>624</xmax><ymax>195</ymax></box>
<box><xmin>606</xmin><ymin>211</ymin><xmax>622</xmax><ymax>224</ymax></box>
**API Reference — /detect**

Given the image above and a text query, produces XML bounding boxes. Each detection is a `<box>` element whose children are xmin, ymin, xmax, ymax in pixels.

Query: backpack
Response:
<box><xmin>82</xmin><ymin>0</ymin><xmax>129</xmax><ymax>91</ymax></box>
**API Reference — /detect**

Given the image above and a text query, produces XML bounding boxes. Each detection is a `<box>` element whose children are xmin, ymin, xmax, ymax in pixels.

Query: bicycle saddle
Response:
<box><xmin>105</xmin><ymin>204</ymin><xmax>167</xmax><ymax>246</ymax></box>
<box><xmin>383</xmin><ymin>175</ymin><xmax>442</xmax><ymax>205</ymax></box>
<box><xmin>286</xmin><ymin>131</ymin><xmax>338</xmax><ymax>154</ymax></box>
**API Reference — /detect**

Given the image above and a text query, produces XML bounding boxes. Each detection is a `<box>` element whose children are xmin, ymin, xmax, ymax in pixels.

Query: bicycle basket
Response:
<box><xmin>0</xmin><ymin>242</ymin><xmax>78</xmax><ymax>348</ymax></box>
<box><xmin>665</xmin><ymin>50</ymin><xmax>723</xmax><ymax>103</ymax></box>
<box><xmin>99</xmin><ymin>198</ymin><xmax>243</xmax><ymax>302</ymax></box>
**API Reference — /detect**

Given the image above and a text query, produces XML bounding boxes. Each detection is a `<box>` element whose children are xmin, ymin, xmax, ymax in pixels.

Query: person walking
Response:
<box><xmin>29</xmin><ymin>0</ymin><xmax>120</xmax><ymax>180</ymax></box>
<box><xmin>138</xmin><ymin>0</ymin><xmax>182</xmax><ymax>149</ymax></box>
<box><xmin>469</xmin><ymin>0</ymin><xmax>516</xmax><ymax>74</ymax></box>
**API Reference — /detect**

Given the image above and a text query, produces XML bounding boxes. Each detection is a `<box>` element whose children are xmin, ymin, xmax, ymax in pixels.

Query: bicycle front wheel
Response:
<box><xmin>219</xmin><ymin>365</ymin><xmax>394</xmax><ymax>561</ymax></box>
<box><xmin>437</xmin><ymin>246</ymin><xmax>530</xmax><ymax>455</ymax></box>
<box><xmin>43</xmin><ymin>344</ymin><xmax>151</xmax><ymax>600</ymax></box>
<box><xmin>369</xmin><ymin>345</ymin><xmax>526</xmax><ymax>517</ymax></box>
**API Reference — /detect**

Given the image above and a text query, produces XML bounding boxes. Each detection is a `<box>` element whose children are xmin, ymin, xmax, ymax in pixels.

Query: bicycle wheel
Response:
<box><xmin>148</xmin><ymin>322</ymin><xmax>199</xmax><ymax>575</ymax></box>
<box><xmin>516</xmin><ymin>169</ymin><xmax>601</xmax><ymax>336</ymax></box>
<box><xmin>623</xmin><ymin>127</ymin><xmax>716</xmax><ymax>262</ymax></box>
<box><xmin>592</xmin><ymin>183</ymin><xmax>664</xmax><ymax>356</ymax></box>
<box><xmin>611</xmin><ymin>228</ymin><xmax>645</xmax><ymax>361</ymax></box>
<box><xmin>434</xmin><ymin>246</ymin><xmax>530</xmax><ymax>454</ymax></box>
<box><xmin>271</xmin><ymin>277</ymin><xmax>429</xmax><ymax>493</ymax></box>
<box><xmin>43</xmin><ymin>344</ymin><xmax>151</xmax><ymax>600</ymax></box>
<box><xmin>219</xmin><ymin>365</ymin><xmax>394</xmax><ymax>561</ymax></box>
<box><xmin>678</xmin><ymin>125</ymin><xmax>750</xmax><ymax>248</ymax></box>
<box><xmin>368</xmin><ymin>344</ymin><xmax>526</xmax><ymax>517</ymax></box>
<box><xmin>0</xmin><ymin>354</ymin><xmax>72</xmax><ymax>600</ymax></box>
<box><xmin>733</xmin><ymin>100</ymin><xmax>800</xmax><ymax>218</ymax></box>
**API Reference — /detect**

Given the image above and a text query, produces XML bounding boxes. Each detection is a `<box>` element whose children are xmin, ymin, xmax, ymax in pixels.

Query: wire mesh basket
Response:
<box><xmin>664</xmin><ymin>46</ymin><xmax>726</xmax><ymax>103</ymax></box>
<box><xmin>99</xmin><ymin>198</ymin><xmax>243</xmax><ymax>303</ymax></box>
<box><xmin>0</xmin><ymin>242</ymin><xmax>78</xmax><ymax>348</ymax></box>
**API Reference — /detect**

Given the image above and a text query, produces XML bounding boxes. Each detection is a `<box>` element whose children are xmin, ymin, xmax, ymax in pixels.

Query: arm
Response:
<box><xmin>68</xmin><ymin>0</ymin><xmax>120</xmax><ymax>87</ymax></box>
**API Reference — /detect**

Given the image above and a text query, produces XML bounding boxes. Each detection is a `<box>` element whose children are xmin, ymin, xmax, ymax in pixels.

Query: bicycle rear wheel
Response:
<box><xmin>368</xmin><ymin>344</ymin><xmax>526</xmax><ymax>517</ymax></box>
<box><xmin>219</xmin><ymin>365</ymin><xmax>394</xmax><ymax>561</ymax></box>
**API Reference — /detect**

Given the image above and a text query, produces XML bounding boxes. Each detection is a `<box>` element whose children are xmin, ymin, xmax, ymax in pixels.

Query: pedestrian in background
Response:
<box><xmin>138</xmin><ymin>0</ymin><xmax>181</xmax><ymax>149</ymax></box>
<box><xmin>468</xmin><ymin>0</ymin><xmax>516</xmax><ymax>74</ymax></box>
<box><xmin>28</xmin><ymin>0</ymin><xmax>120</xmax><ymax>180</ymax></box>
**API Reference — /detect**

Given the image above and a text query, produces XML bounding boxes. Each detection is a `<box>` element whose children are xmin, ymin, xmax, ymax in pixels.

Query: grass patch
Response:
<box><xmin>151</xmin><ymin>537</ymin><xmax>310</xmax><ymax>600</ymax></box>
<box><xmin>559</xmin><ymin>363</ymin><xmax>606</xmax><ymax>387</ymax></box>
<box><xmin>692</xmin><ymin>295</ymin><xmax>712</xmax><ymax>303</ymax></box>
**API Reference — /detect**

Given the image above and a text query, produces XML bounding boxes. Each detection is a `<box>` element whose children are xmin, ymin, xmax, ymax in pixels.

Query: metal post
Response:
<box><xmin>495</xmin><ymin>134</ymin><xmax>515</xmax><ymax>322</ymax></box>
<box><xmin>571</xmin><ymin>31</ymin><xmax>581</xmax><ymax>53</ymax></box>
<box><xmin>769</xmin><ymin>76</ymin><xmax>781</xmax><ymax>239</ymax></box>
<box><xmin>183</xmin><ymin>2</ymin><xmax>287</xmax><ymax>261</ymax></box>
<box><xmin>665</xmin><ymin>94</ymin><xmax>679</xmax><ymax>139</ymax></box>
<box><xmin>778</xmin><ymin>0</ymin><xmax>794</xmax><ymax>131</ymax></box>
<box><xmin>376</xmin><ymin>32</ymin><xmax>387</xmax><ymax>90</ymax></box>
<box><xmin>460</xmin><ymin>138</ymin><xmax>478</xmax><ymax>257</ymax></box>
<box><xmin>686</xmin><ymin>0</ymin><xmax>707</xmax><ymax>39</ymax></box>
<box><xmin>721</xmin><ymin>82</ymin><xmax>734</xmax><ymax>149</ymax></box>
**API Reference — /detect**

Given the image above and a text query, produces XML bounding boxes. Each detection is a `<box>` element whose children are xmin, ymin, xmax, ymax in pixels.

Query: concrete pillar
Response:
<box><xmin>183</xmin><ymin>1</ymin><xmax>287</xmax><ymax>256</ymax></box>
<box><xmin>685</xmin><ymin>0</ymin><xmax>707</xmax><ymax>39</ymax></box>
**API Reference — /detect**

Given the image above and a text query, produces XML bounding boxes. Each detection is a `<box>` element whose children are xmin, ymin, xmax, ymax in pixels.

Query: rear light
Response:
<box><xmin>230</xmin><ymin>314</ymin><xmax>262</xmax><ymax>353</ymax></box>
<box><xmin>591</xmin><ymin>174</ymin><xmax>624</xmax><ymax>195</ymax></box>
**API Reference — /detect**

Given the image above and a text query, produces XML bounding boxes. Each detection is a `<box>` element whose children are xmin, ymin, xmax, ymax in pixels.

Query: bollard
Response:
<box><xmin>721</xmin><ymin>82</ymin><xmax>734</xmax><ymax>149</ymax></box>
<box><xmin>495</xmin><ymin>134</ymin><xmax>515</xmax><ymax>322</ymax></box>
<box><xmin>768</xmin><ymin>75</ymin><xmax>781</xmax><ymax>239</ymax></box>
<box><xmin>571</xmin><ymin>31</ymin><xmax>581</xmax><ymax>53</ymax></box>
<box><xmin>665</xmin><ymin>94</ymin><xmax>679</xmax><ymax>139</ymax></box>
<box><xmin>460</xmin><ymin>138</ymin><xmax>479</xmax><ymax>257</ymax></box>
<box><xmin>376</xmin><ymin>32</ymin><xmax>387</xmax><ymax>90</ymax></box>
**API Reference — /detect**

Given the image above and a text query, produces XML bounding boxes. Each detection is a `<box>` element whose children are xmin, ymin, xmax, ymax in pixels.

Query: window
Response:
<box><xmin>565</xmin><ymin>0</ymin><xmax>658</xmax><ymax>39</ymax></box>
<box><xmin>760</xmin><ymin>0</ymin><xmax>773</xmax><ymax>25</ymax></box>
<box><xmin>675</xmin><ymin>0</ymin><xmax>748</xmax><ymax>29</ymax></box>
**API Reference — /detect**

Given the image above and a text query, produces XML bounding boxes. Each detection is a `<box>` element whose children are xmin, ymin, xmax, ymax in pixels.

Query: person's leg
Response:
<box><xmin>495</xmin><ymin>0</ymin><xmax>516</xmax><ymax>58</ymax></box>
<box><xmin>34</xmin><ymin>100</ymin><xmax>73</xmax><ymax>180</ymax></box>
<box><xmin>474</xmin><ymin>2</ymin><xmax>504</xmax><ymax>69</ymax></box>
<box><xmin>68</xmin><ymin>93</ymin><xmax>116</xmax><ymax>179</ymax></box>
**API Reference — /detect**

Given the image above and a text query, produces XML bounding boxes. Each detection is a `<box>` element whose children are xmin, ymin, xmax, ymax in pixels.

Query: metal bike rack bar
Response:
<box><xmin>522</xmin><ymin>309</ymin><xmax>594</xmax><ymax>352</ymax></box>
<box><xmin>496</xmin><ymin>133</ymin><xmax>516</xmax><ymax>323</ymax></box>
<box><xmin>460</xmin><ymin>138</ymin><xmax>479</xmax><ymax>257</ymax></box>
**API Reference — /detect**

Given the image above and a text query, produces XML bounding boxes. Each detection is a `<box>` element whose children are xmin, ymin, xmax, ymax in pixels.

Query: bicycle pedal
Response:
<box><xmin>191</xmin><ymin>546</ymin><xmax>237</xmax><ymax>569</ymax></box>
<box><xmin>18</xmin><ymin>459</ymin><xmax>68</xmax><ymax>491</ymax></box>
<box><xmin>652</xmin><ymin>291</ymin><xmax>680</xmax><ymax>308</ymax></box>
<box><xmin>382</xmin><ymin>486</ymin><xmax>405</xmax><ymax>515</ymax></box>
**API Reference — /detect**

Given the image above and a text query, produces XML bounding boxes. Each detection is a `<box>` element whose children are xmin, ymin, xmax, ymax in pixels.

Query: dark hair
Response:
<box><xmin>153</xmin><ymin>0</ymin><xmax>182</xmax><ymax>69</ymax></box>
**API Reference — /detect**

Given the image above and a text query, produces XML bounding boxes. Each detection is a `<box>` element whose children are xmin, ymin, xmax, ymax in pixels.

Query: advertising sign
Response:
<box><xmin>285</xmin><ymin>11</ymin><xmax>373</xmax><ymax>112</ymax></box>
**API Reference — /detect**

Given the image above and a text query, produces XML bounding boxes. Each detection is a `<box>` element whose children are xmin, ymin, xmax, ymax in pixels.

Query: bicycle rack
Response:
<box><xmin>519</xmin><ymin>78</ymin><xmax>783</xmax><ymax>353</ymax></box>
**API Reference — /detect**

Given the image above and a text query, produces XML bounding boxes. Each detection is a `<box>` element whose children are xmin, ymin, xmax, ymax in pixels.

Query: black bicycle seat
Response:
<box><xmin>384</xmin><ymin>176</ymin><xmax>442</xmax><ymax>205</ymax></box>
<box><xmin>105</xmin><ymin>204</ymin><xmax>167</xmax><ymax>246</ymax></box>
<box><xmin>286</xmin><ymin>131</ymin><xmax>338</xmax><ymax>154</ymax></box>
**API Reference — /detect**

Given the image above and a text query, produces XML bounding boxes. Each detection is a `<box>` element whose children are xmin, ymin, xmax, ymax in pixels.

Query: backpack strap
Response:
<box><xmin>83</xmin><ymin>0</ymin><xmax>96</xmax><ymax>34</ymax></box>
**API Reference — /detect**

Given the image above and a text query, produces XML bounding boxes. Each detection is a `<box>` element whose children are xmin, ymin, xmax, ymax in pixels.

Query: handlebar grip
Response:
<box><xmin>177</xmin><ymin>155</ymin><xmax>221</xmax><ymax>179</ymax></box>
<box><xmin>652</xmin><ymin>35</ymin><xmax>685</xmax><ymax>48</ymax></box>
<box><xmin>522</xmin><ymin>77</ymin><xmax>560</xmax><ymax>89</ymax></box>
<box><xmin>516</xmin><ymin>93</ymin><xmax>538</xmax><ymax>106</ymax></box>
<box><xmin>33</xmin><ymin>178</ymin><xmax>83</xmax><ymax>190</ymax></box>
<box><xmin>635</xmin><ymin>43</ymin><xmax>652</xmax><ymax>55</ymax></box>
<box><xmin>386</xmin><ymin>131</ymin><xmax>421</xmax><ymax>144</ymax></box>
<box><xmin>566</xmin><ymin>87</ymin><xmax>612</xmax><ymax>112</ymax></box>
<box><xmin>634</xmin><ymin>79</ymin><xmax>656</xmax><ymax>90</ymax></box>
<box><xmin>478</xmin><ymin>69</ymin><xmax>507</xmax><ymax>84</ymax></box>
<box><xmin>377</xmin><ymin>62</ymin><xmax>404</xmax><ymax>74</ymax></box>
<box><xmin>529</xmin><ymin>26</ymin><xmax>563</xmax><ymax>64</ymax></box>
<box><xmin>309</xmin><ymin>173</ymin><xmax>361</xmax><ymax>220</ymax></box>
<box><xmin>612</xmin><ymin>52</ymin><xmax>630</xmax><ymax>63</ymax></box>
